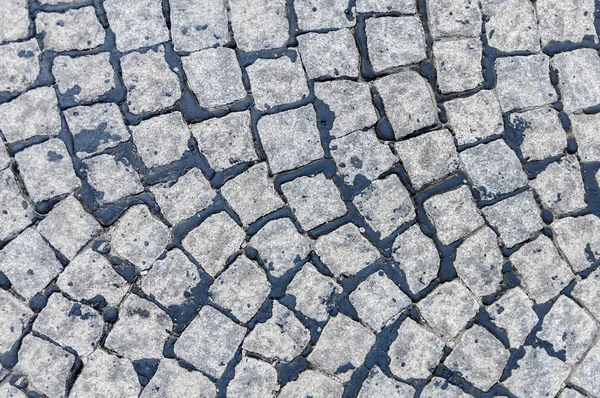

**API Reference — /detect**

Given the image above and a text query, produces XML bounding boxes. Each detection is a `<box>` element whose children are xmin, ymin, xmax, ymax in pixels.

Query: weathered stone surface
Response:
<box><xmin>553</xmin><ymin>215</ymin><xmax>600</xmax><ymax>273</ymax></box>
<box><xmin>84</xmin><ymin>153</ymin><xmax>143</xmax><ymax>205</ymax></box>
<box><xmin>53</xmin><ymin>53</ymin><xmax>114</xmax><ymax>104</ymax></box>
<box><xmin>357</xmin><ymin>366</ymin><xmax>415</xmax><ymax>398</ymax></box>
<box><xmin>0</xmin><ymin>168</ymin><xmax>34</xmax><ymax>241</ymax></box>
<box><xmin>444</xmin><ymin>90</ymin><xmax>504</xmax><ymax>145</ymax></box>
<box><xmin>0</xmin><ymin>39</ymin><xmax>40</xmax><ymax>93</ymax></box>
<box><xmin>559</xmin><ymin>389</ymin><xmax>586</xmax><ymax>398</ymax></box>
<box><xmin>278</xmin><ymin>370</ymin><xmax>343</xmax><ymax>398</ymax></box>
<box><xmin>482</xmin><ymin>0</ymin><xmax>540</xmax><ymax>52</ymax></box>
<box><xmin>427</xmin><ymin>0</ymin><xmax>482</xmax><ymax>39</ymax></box>
<box><xmin>0</xmin><ymin>289</ymin><xmax>32</xmax><ymax>356</ymax></box>
<box><xmin>169</xmin><ymin>0</ymin><xmax>229</xmax><ymax>52</ymax></box>
<box><xmin>0</xmin><ymin>0</ymin><xmax>29</xmax><ymax>43</ymax></box>
<box><xmin>554</xmin><ymin>48</ymin><xmax>600</xmax><ymax>112</ymax></box>
<box><xmin>227</xmin><ymin>356</ymin><xmax>279</xmax><ymax>398</ymax></box>
<box><xmin>572</xmin><ymin>268</ymin><xmax>600</xmax><ymax>321</ymax></box>
<box><xmin>229</xmin><ymin>0</ymin><xmax>288</xmax><ymax>52</ymax></box>
<box><xmin>570</xmin><ymin>340</ymin><xmax>600</xmax><ymax>396</ymax></box>
<box><xmin>356</xmin><ymin>0</ymin><xmax>416</xmax><ymax>13</ymax></box>
<box><xmin>0</xmin><ymin>144</ymin><xmax>9</xmax><ymax>170</ymax></box>
<box><xmin>486</xmin><ymin>287</ymin><xmax>538</xmax><ymax>348</ymax></box>
<box><xmin>0</xmin><ymin>383</ymin><xmax>27</xmax><ymax>398</ymax></box>
<box><xmin>570</xmin><ymin>113</ymin><xmax>600</xmax><ymax>162</ymax></box>
<box><xmin>140</xmin><ymin>358</ymin><xmax>216</xmax><ymax>398</ymax></box>
<box><xmin>421</xmin><ymin>377</ymin><xmax>471</xmax><ymax>398</ymax></box>
<box><xmin>36</xmin><ymin>7</ymin><xmax>104</xmax><ymax>52</ymax></box>
<box><xmin>294</xmin><ymin>0</ymin><xmax>355</xmax><ymax>31</ymax></box>
<box><xmin>297</xmin><ymin>29</ymin><xmax>360</xmax><ymax>79</ymax></box>
<box><xmin>536</xmin><ymin>0</ymin><xmax>597</xmax><ymax>46</ymax></box>
<box><xmin>433</xmin><ymin>38</ymin><xmax>483</xmax><ymax>94</ymax></box>
<box><xmin>507</xmin><ymin>107</ymin><xmax>567</xmax><ymax>161</ymax></box>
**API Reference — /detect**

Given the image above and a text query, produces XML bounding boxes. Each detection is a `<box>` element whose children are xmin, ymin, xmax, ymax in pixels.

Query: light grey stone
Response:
<box><xmin>15</xmin><ymin>335</ymin><xmax>75</xmax><ymax>398</ymax></box>
<box><xmin>553</xmin><ymin>215</ymin><xmax>600</xmax><ymax>272</ymax></box>
<box><xmin>33</xmin><ymin>294</ymin><xmax>103</xmax><ymax>357</ymax></box>
<box><xmin>278</xmin><ymin>370</ymin><xmax>343</xmax><ymax>398</ymax></box>
<box><xmin>0</xmin><ymin>0</ymin><xmax>29</xmax><ymax>43</ymax></box>
<box><xmin>357</xmin><ymin>366</ymin><xmax>415</xmax><ymax>398</ymax></box>
<box><xmin>424</xmin><ymin>185</ymin><xmax>484</xmax><ymax>245</ymax></box>
<box><xmin>495</xmin><ymin>54</ymin><xmax>558</xmax><ymax>112</ymax></box>
<box><xmin>182</xmin><ymin>211</ymin><xmax>245</xmax><ymax>277</ymax></box>
<box><xmin>242</xmin><ymin>301</ymin><xmax>310</xmax><ymax>362</ymax></box>
<box><xmin>553</xmin><ymin>48</ymin><xmax>600</xmax><ymax>112</ymax></box>
<box><xmin>508</xmin><ymin>107</ymin><xmax>567</xmax><ymax>161</ymax></box>
<box><xmin>433</xmin><ymin>38</ymin><xmax>483</xmax><ymax>93</ymax></box>
<box><xmin>141</xmin><ymin>358</ymin><xmax>216</xmax><ymax>398</ymax></box>
<box><xmin>0</xmin><ymin>86</ymin><xmax>61</xmax><ymax>144</ymax></box>
<box><xmin>460</xmin><ymin>139</ymin><xmax>527</xmax><ymax>200</ymax></box>
<box><xmin>482</xmin><ymin>0</ymin><xmax>540</xmax><ymax>52</ymax></box>
<box><xmin>141</xmin><ymin>249</ymin><xmax>202</xmax><ymax>307</ymax></box>
<box><xmin>396</xmin><ymin>129</ymin><xmax>459</xmax><ymax>191</ymax></box>
<box><xmin>39</xmin><ymin>0</ymin><xmax>88</xmax><ymax>4</ymax></box>
<box><xmin>248</xmin><ymin>217</ymin><xmax>311</xmax><ymax>278</ymax></box>
<box><xmin>444</xmin><ymin>325</ymin><xmax>510</xmax><ymax>391</ymax></box>
<box><xmin>0</xmin><ymin>383</ymin><xmax>27</xmax><ymax>398</ymax></box>
<box><xmin>353</xmin><ymin>174</ymin><xmax>415</xmax><ymax>239</ymax></box>
<box><xmin>150</xmin><ymin>168</ymin><xmax>214</xmax><ymax>226</ymax></box>
<box><xmin>536</xmin><ymin>0</ymin><xmax>597</xmax><ymax>46</ymax></box>
<box><xmin>111</xmin><ymin>204</ymin><xmax>169</xmax><ymax>270</ymax></box>
<box><xmin>297</xmin><ymin>29</ymin><xmax>360</xmax><ymax>79</ymax></box>
<box><xmin>64</xmin><ymin>102</ymin><xmax>130</xmax><ymax>159</ymax></box>
<box><xmin>105</xmin><ymin>294</ymin><xmax>171</xmax><ymax>360</ymax></box>
<box><xmin>192</xmin><ymin>111</ymin><xmax>258</xmax><ymax>172</ymax></box>
<box><xmin>530</xmin><ymin>155</ymin><xmax>586</xmax><ymax>216</ymax></box>
<box><xmin>38</xmin><ymin>196</ymin><xmax>101</xmax><ymax>260</ymax></box>
<box><xmin>0</xmin><ymin>168</ymin><xmax>34</xmax><ymax>241</ymax></box>
<box><xmin>131</xmin><ymin>112</ymin><xmax>190</xmax><ymax>169</ymax></box>
<box><xmin>258</xmin><ymin>105</ymin><xmax>324</xmax><ymax>173</ymax></box>
<box><xmin>285</xmin><ymin>262</ymin><xmax>342</xmax><ymax>322</ymax></box>
<box><xmin>83</xmin><ymin>154</ymin><xmax>143</xmax><ymax>205</ymax></box>
<box><xmin>69</xmin><ymin>350</ymin><xmax>140</xmax><ymax>398</ymax></box>
<box><xmin>104</xmin><ymin>0</ymin><xmax>169</xmax><ymax>52</ymax></box>
<box><xmin>308</xmin><ymin>313</ymin><xmax>376</xmax><ymax>382</ymax></box>
<box><xmin>502</xmin><ymin>346</ymin><xmax>571</xmax><ymax>398</ymax></box>
<box><xmin>570</xmin><ymin>340</ymin><xmax>600</xmax><ymax>396</ymax></box>
<box><xmin>391</xmin><ymin>224</ymin><xmax>439</xmax><ymax>294</ymax></box>
<box><xmin>175</xmin><ymin>306</ymin><xmax>246</xmax><ymax>378</ymax></box>
<box><xmin>558</xmin><ymin>389</ymin><xmax>586</xmax><ymax>398</ymax></box>
<box><xmin>169</xmin><ymin>0</ymin><xmax>229</xmax><ymax>52</ymax></box>
<box><xmin>374</xmin><ymin>71</ymin><xmax>438</xmax><ymax>139</ymax></box>
<box><xmin>365</xmin><ymin>16</ymin><xmax>426</xmax><ymax>73</ymax></box>
<box><xmin>221</xmin><ymin>162</ymin><xmax>285</xmax><ymax>226</ymax></box>
<box><xmin>0</xmin><ymin>39</ymin><xmax>40</xmax><ymax>93</ymax></box>
<box><xmin>182</xmin><ymin>47</ymin><xmax>246</xmax><ymax>109</ymax></box>
<box><xmin>53</xmin><ymin>53</ymin><xmax>115</xmax><ymax>104</ymax></box>
<box><xmin>56</xmin><ymin>249</ymin><xmax>128</xmax><ymax>307</ymax></box>
<box><xmin>509</xmin><ymin>235</ymin><xmax>575</xmax><ymax>303</ymax></box>
<box><xmin>229</xmin><ymin>0</ymin><xmax>288</xmax><ymax>52</ymax></box>
<box><xmin>121</xmin><ymin>46</ymin><xmax>181</xmax><ymax>114</ymax></box>
<box><xmin>356</xmin><ymin>0</ymin><xmax>416</xmax><ymax>13</ymax></box>
<box><xmin>0</xmin><ymin>144</ymin><xmax>9</xmax><ymax>170</ymax></box>
<box><xmin>0</xmin><ymin>289</ymin><xmax>32</xmax><ymax>356</ymax></box>
<box><xmin>209</xmin><ymin>256</ymin><xmax>271</xmax><ymax>323</ymax></box>
<box><xmin>444</xmin><ymin>90</ymin><xmax>504</xmax><ymax>146</ymax></box>
<box><xmin>417</xmin><ymin>280</ymin><xmax>479</xmax><ymax>341</ymax></box>
<box><xmin>427</xmin><ymin>0</ymin><xmax>482</xmax><ymax>39</ymax></box>
<box><xmin>571</xmin><ymin>113</ymin><xmax>600</xmax><ymax>162</ymax></box>
<box><xmin>331</xmin><ymin>129</ymin><xmax>397</xmax><ymax>185</ymax></box>
<box><xmin>294</xmin><ymin>0</ymin><xmax>355</xmax><ymax>31</ymax></box>
<box><xmin>36</xmin><ymin>7</ymin><xmax>104</xmax><ymax>52</ymax></box>
<box><xmin>0</xmin><ymin>227</ymin><xmax>62</xmax><ymax>300</ymax></box>
<box><xmin>481</xmin><ymin>190</ymin><xmax>544</xmax><ymax>248</ymax></box>
<box><xmin>486</xmin><ymin>287</ymin><xmax>538</xmax><ymax>348</ymax></box>
<box><xmin>572</xmin><ymin>268</ymin><xmax>600</xmax><ymax>321</ymax></box>
<box><xmin>227</xmin><ymin>357</ymin><xmax>278</xmax><ymax>398</ymax></box>
<box><xmin>315</xmin><ymin>223</ymin><xmax>379</xmax><ymax>278</ymax></box>
<box><xmin>389</xmin><ymin>317</ymin><xmax>445</xmax><ymax>379</ymax></box>
<box><xmin>421</xmin><ymin>377</ymin><xmax>471</xmax><ymax>398</ymax></box>
<box><xmin>314</xmin><ymin>80</ymin><xmax>378</xmax><ymax>139</ymax></box>
<box><xmin>281</xmin><ymin>173</ymin><xmax>346</xmax><ymax>231</ymax></box>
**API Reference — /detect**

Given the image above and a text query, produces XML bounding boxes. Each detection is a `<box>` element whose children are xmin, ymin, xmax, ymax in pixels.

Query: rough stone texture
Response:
<box><xmin>0</xmin><ymin>384</ymin><xmax>27</xmax><ymax>398</ymax></box>
<box><xmin>482</xmin><ymin>0</ymin><xmax>540</xmax><ymax>52</ymax></box>
<box><xmin>140</xmin><ymin>358</ymin><xmax>216</xmax><ymax>398</ymax></box>
<box><xmin>227</xmin><ymin>356</ymin><xmax>279</xmax><ymax>398</ymax></box>
<box><xmin>356</xmin><ymin>0</ymin><xmax>416</xmax><ymax>13</ymax></box>
<box><xmin>278</xmin><ymin>370</ymin><xmax>343</xmax><ymax>398</ymax></box>
<box><xmin>0</xmin><ymin>144</ymin><xmax>9</xmax><ymax>170</ymax></box>
<box><xmin>169</xmin><ymin>0</ymin><xmax>230</xmax><ymax>52</ymax></box>
<box><xmin>570</xmin><ymin>113</ymin><xmax>600</xmax><ymax>162</ymax></box>
<box><xmin>421</xmin><ymin>377</ymin><xmax>471</xmax><ymax>398</ymax></box>
<box><xmin>0</xmin><ymin>168</ymin><xmax>34</xmax><ymax>241</ymax></box>
<box><xmin>357</xmin><ymin>366</ymin><xmax>415</xmax><ymax>398</ymax></box>
<box><xmin>427</xmin><ymin>0</ymin><xmax>482</xmax><ymax>39</ymax></box>
<box><xmin>0</xmin><ymin>0</ymin><xmax>29</xmax><ymax>43</ymax></box>
<box><xmin>53</xmin><ymin>53</ymin><xmax>114</xmax><ymax>104</ymax></box>
<box><xmin>507</xmin><ymin>107</ymin><xmax>567</xmax><ymax>161</ymax></box>
<box><xmin>433</xmin><ymin>38</ymin><xmax>483</xmax><ymax>94</ymax></box>
<box><xmin>83</xmin><ymin>154</ymin><xmax>143</xmax><ymax>205</ymax></box>
<box><xmin>294</xmin><ymin>0</ymin><xmax>355</xmax><ymax>31</ymax></box>
<box><xmin>36</xmin><ymin>8</ymin><xmax>105</xmax><ymax>52</ymax></box>
<box><xmin>486</xmin><ymin>287</ymin><xmax>538</xmax><ymax>348</ymax></box>
<box><xmin>570</xmin><ymin>340</ymin><xmax>600</xmax><ymax>396</ymax></box>
<box><xmin>554</xmin><ymin>49</ymin><xmax>600</xmax><ymax>112</ymax></box>
<box><xmin>0</xmin><ymin>289</ymin><xmax>32</xmax><ymax>356</ymax></box>
<box><xmin>297</xmin><ymin>29</ymin><xmax>360</xmax><ymax>79</ymax></box>
<box><xmin>229</xmin><ymin>0</ymin><xmax>288</xmax><ymax>52</ymax></box>
<box><xmin>552</xmin><ymin>215</ymin><xmax>600</xmax><ymax>273</ymax></box>
<box><xmin>536</xmin><ymin>0</ymin><xmax>597</xmax><ymax>46</ymax></box>
<box><xmin>0</xmin><ymin>39</ymin><xmax>40</xmax><ymax>94</ymax></box>
<box><xmin>572</xmin><ymin>268</ymin><xmax>600</xmax><ymax>321</ymax></box>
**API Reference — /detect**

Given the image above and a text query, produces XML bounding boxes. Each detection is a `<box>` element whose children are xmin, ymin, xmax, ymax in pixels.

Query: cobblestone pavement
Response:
<box><xmin>1</xmin><ymin>0</ymin><xmax>600</xmax><ymax>397</ymax></box>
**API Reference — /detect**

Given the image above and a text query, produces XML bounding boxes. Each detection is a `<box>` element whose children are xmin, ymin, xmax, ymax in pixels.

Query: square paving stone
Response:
<box><xmin>297</xmin><ymin>29</ymin><xmax>360</xmax><ymax>79</ymax></box>
<box><xmin>64</xmin><ymin>102</ymin><xmax>130</xmax><ymax>159</ymax></box>
<box><xmin>121</xmin><ymin>46</ymin><xmax>181</xmax><ymax>115</ymax></box>
<box><xmin>536</xmin><ymin>0</ymin><xmax>597</xmax><ymax>46</ymax></box>
<box><xmin>482</xmin><ymin>0</ymin><xmax>540</xmax><ymax>52</ymax></box>
<box><xmin>221</xmin><ymin>162</ymin><xmax>284</xmax><ymax>226</ymax></box>
<box><xmin>257</xmin><ymin>105</ymin><xmax>324</xmax><ymax>174</ymax></box>
<box><xmin>0</xmin><ymin>86</ymin><xmax>61</xmax><ymax>144</ymax></box>
<box><xmin>104</xmin><ymin>0</ymin><xmax>169</xmax><ymax>52</ymax></box>
<box><xmin>509</xmin><ymin>235</ymin><xmax>575</xmax><ymax>303</ymax></box>
<box><xmin>110</xmin><ymin>204</ymin><xmax>169</xmax><ymax>270</ymax></box>
<box><xmin>553</xmin><ymin>215</ymin><xmax>600</xmax><ymax>273</ymax></box>
<box><xmin>248</xmin><ymin>217</ymin><xmax>311</xmax><ymax>278</ymax></box>
<box><xmin>0</xmin><ymin>289</ymin><xmax>32</xmax><ymax>356</ymax></box>
<box><xmin>330</xmin><ymin>128</ymin><xmax>397</xmax><ymax>185</ymax></box>
<box><xmin>495</xmin><ymin>54</ymin><xmax>558</xmax><ymax>112</ymax></box>
<box><xmin>481</xmin><ymin>190</ymin><xmax>544</xmax><ymax>248</ymax></box>
<box><xmin>427</xmin><ymin>0</ymin><xmax>482</xmax><ymax>39</ymax></box>
<box><xmin>444</xmin><ymin>325</ymin><xmax>510</xmax><ymax>391</ymax></box>
<box><xmin>182</xmin><ymin>211</ymin><xmax>245</xmax><ymax>277</ymax></box>
<box><xmin>175</xmin><ymin>306</ymin><xmax>246</xmax><ymax>378</ymax></box>
<box><xmin>553</xmin><ymin>48</ymin><xmax>600</xmax><ymax>112</ymax></box>
<box><xmin>433</xmin><ymin>38</ymin><xmax>483</xmax><ymax>94</ymax></box>
<box><xmin>353</xmin><ymin>174</ymin><xmax>415</xmax><ymax>239</ymax></box>
<box><xmin>83</xmin><ymin>153</ymin><xmax>143</xmax><ymax>205</ymax></box>
<box><xmin>365</xmin><ymin>16</ymin><xmax>426</xmax><ymax>73</ymax></box>
<box><xmin>486</xmin><ymin>287</ymin><xmax>538</xmax><ymax>348</ymax></box>
<box><xmin>15</xmin><ymin>138</ymin><xmax>80</xmax><ymax>203</ymax></box>
<box><xmin>0</xmin><ymin>0</ymin><xmax>29</xmax><ymax>43</ymax></box>
<box><xmin>357</xmin><ymin>366</ymin><xmax>415</xmax><ymax>398</ymax></box>
<box><xmin>374</xmin><ymin>71</ymin><xmax>438</xmax><ymax>139</ymax></box>
<box><xmin>570</xmin><ymin>340</ymin><xmax>600</xmax><ymax>396</ymax></box>
<box><xmin>572</xmin><ymin>268</ymin><xmax>600</xmax><ymax>321</ymax></box>
<box><xmin>314</xmin><ymin>80</ymin><xmax>378</xmax><ymax>139</ymax></box>
<box><xmin>285</xmin><ymin>262</ymin><xmax>342</xmax><ymax>322</ymax></box>
<box><xmin>0</xmin><ymin>39</ymin><xmax>40</xmax><ymax>94</ymax></box>
<box><xmin>53</xmin><ymin>53</ymin><xmax>115</xmax><ymax>104</ymax></box>
<box><xmin>37</xmin><ymin>195</ymin><xmax>101</xmax><ymax>260</ymax></box>
<box><xmin>36</xmin><ymin>7</ymin><xmax>104</xmax><ymax>52</ymax></box>
<box><xmin>227</xmin><ymin>356</ymin><xmax>278</xmax><ymax>398</ymax></box>
<box><xmin>278</xmin><ymin>370</ymin><xmax>343</xmax><ymax>398</ymax></box>
<box><xmin>150</xmin><ymin>168</ymin><xmax>214</xmax><ymax>226</ymax></box>
<box><xmin>570</xmin><ymin>113</ymin><xmax>600</xmax><ymax>162</ymax></box>
<box><xmin>169</xmin><ymin>0</ymin><xmax>229</xmax><ymax>52</ymax></box>
<box><xmin>396</xmin><ymin>128</ymin><xmax>459</xmax><ymax>191</ymax></box>
<box><xmin>507</xmin><ymin>107</ymin><xmax>567</xmax><ymax>161</ymax></box>
<box><xmin>192</xmin><ymin>111</ymin><xmax>258</xmax><ymax>171</ymax></box>
<box><xmin>141</xmin><ymin>358</ymin><xmax>216</xmax><ymax>398</ymax></box>
<box><xmin>294</xmin><ymin>0</ymin><xmax>355</xmax><ymax>31</ymax></box>
<box><xmin>315</xmin><ymin>223</ymin><xmax>380</xmax><ymax>278</ymax></box>
<box><xmin>229</xmin><ymin>0</ymin><xmax>288</xmax><ymax>52</ymax></box>
<box><xmin>460</xmin><ymin>139</ymin><xmax>528</xmax><ymax>200</ymax></box>
<box><xmin>0</xmin><ymin>168</ymin><xmax>34</xmax><ymax>241</ymax></box>
<box><xmin>308</xmin><ymin>313</ymin><xmax>376</xmax><ymax>382</ymax></box>
<box><xmin>356</xmin><ymin>0</ymin><xmax>416</xmax><ymax>13</ymax></box>
<box><xmin>530</xmin><ymin>155</ymin><xmax>587</xmax><ymax>216</ymax></box>
<box><xmin>424</xmin><ymin>185</ymin><xmax>484</xmax><ymax>245</ymax></box>
<box><xmin>182</xmin><ymin>47</ymin><xmax>246</xmax><ymax>110</ymax></box>
<box><xmin>131</xmin><ymin>112</ymin><xmax>190</xmax><ymax>169</ymax></box>
<box><xmin>422</xmin><ymin>377</ymin><xmax>471</xmax><ymax>398</ymax></box>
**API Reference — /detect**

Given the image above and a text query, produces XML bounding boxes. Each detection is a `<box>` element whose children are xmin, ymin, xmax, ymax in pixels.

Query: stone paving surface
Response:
<box><xmin>0</xmin><ymin>0</ymin><xmax>600</xmax><ymax>397</ymax></box>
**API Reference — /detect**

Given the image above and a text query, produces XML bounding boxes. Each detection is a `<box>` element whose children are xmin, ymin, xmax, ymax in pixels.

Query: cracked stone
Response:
<box><xmin>0</xmin><ymin>168</ymin><xmax>34</xmax><ymax>241</ymax></box>
<box><xmin>278</xmin><ymin>370</ymin><xmax>343</xmax><ymax>398</ymax></box>
<box><xmin>0</xmin><ymin>289</ymin><xmax>32</xmax><ymax>356</ymax></box>
<box><xmin>426</xmin><ymin>0</ymin><xmax>482</xmax><ymax>39</ymax></box>
<box><xmin>553</xmin><ymin>215</ymin><xmax>600</xmax><ymax>273</ymax></box>
<box><xmin>433</xmin><ymin>38</ymin><xmax>483</xmax><ymax>94</ymax></box>
<box><xmin>553</xmin><ymin>48</ymin><xmax>600</xmax><ymax>112</ymax></box>
<box><xmin>294</xmin><ymin>0</ymin><xmax>355</xmax><ymax>31</ymax></box>
<box><xmin>140</xmin><ymin>358</ymin><xmax>216</xmax><ymax>398</ymax></box>
<box><xmin>0</xmin><ymin>0</ymin><xmax>29</xmax><ymax>43</ymax></box>
<box><xmin>53</xmin><ymin>53</ymin><xmax>115</xmax><ymax>104</ymax></box>
<box><xmin>536</xmin><ymin>0</ymin><xmax>597</xmax><ymax>46</ymax></box>
<box><xmin>507</xmin><ymin>107</ymin><xmax>567</xmax><ymax>161</ymax></box>
<box><xmin>421</xmin><ymin>377</ymin><xmax>471</xmax><ymax>398</ymax></box>
<box><xmin>36</xmin><ymin>7</ymin><xmax>104</xmax><ymax>52</ymax></box>
<box><xmin>169</xmin><ymin>0</ymin><xmax>229</xmax><ymax>52</ymax></box>
<box><xmin>486</xmin><ymin>287</ymin><xmax>538</xmax><ymax>348</ymax></box>
<box><xmin>229</xmin><ymin>0</ymin><xmax>288</xmax><ymax>52</ymax></box>
<box><xmin>357</xmin><ymin>365</ymin><xmax>415</xmax><ymax>398</ymax></box>
<box><xmin>297</xmin><ymin>29</ymin><xmax>360</xmax><ymax>79</ymax></box>
<box><xmin>572</xmin><ymin>268</ymin><xmax>600</xmax><ymax>321</ymax></box>
<box><xmin>570</xmin><ymin>113</ymin><xmax>600</xmax><ymax>162</ymax></box>
<box><xmin>482</xmin><ymin>0</ymin><xmax>540</xmax><ymax>52</ymax></box>
<box><xmin>83</xmin><ymin>153</ymin><xmax>143</xmax><ymax>205</ymax></box>
<box><xmin>356</xmin><ymin>0</ymin><xmax>416</xmax><ymax>13</ymax></box>
<box><xmin>570</xmin><ymin>340</ymin><xmax>600</xmax><ymax>396</ymax></box>
<box><xmin>0</xmin><ymin>39</ymin><xmax>40</xmax><ymax>94</ymax></box>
